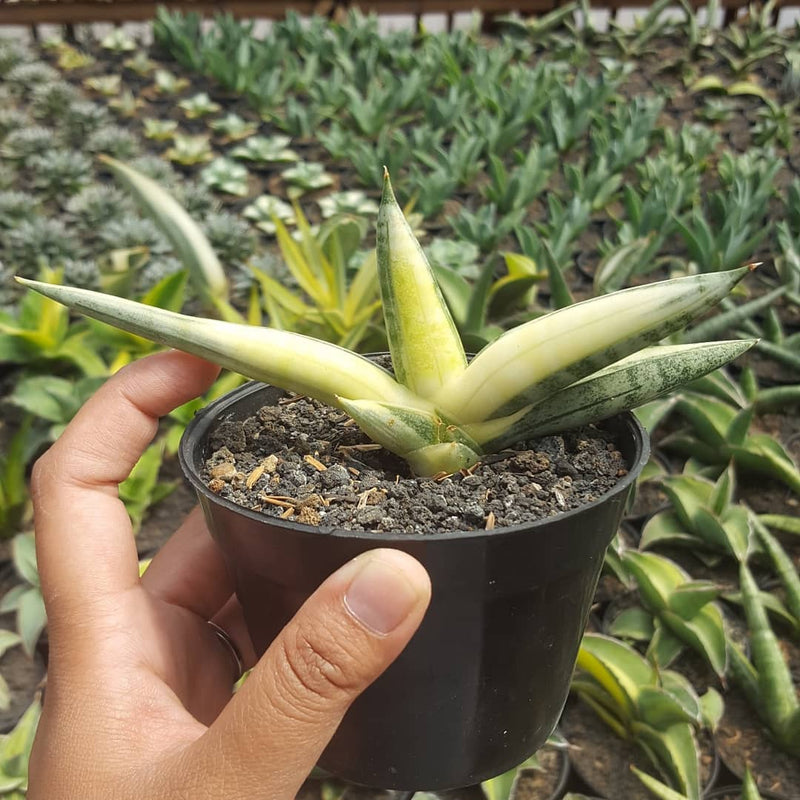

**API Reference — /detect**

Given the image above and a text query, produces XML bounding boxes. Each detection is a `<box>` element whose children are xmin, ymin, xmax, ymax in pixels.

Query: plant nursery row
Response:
<box><xmin>0</xmin><ymin>2</ymin><xmax>799</xmax><ymax>799</ymax></box>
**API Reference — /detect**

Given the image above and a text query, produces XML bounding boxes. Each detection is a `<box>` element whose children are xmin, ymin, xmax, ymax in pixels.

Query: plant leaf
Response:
<box><xmin>337</xmin><ymin>398</ymin><xmax>481</xmax><ymax>476</ymax></box>
<box><xmin>475</xmin><ymin>341</ymin><xmax>754</xmax><ymax>447</ymax></box>
<box><xmin>608</xmin><ymin>606</ymin><xmax>655</xmax><ymax>641</ymax></box>
<box><xmin>667</xmin><ymin>581</ymin><xmax>719</xmax><ymax>620</ymax></box>
<box><xmin>377</xmin><ymin>171</ymin><xmax>466</xmax><ymax>399</ymax></box>
<box><xmin>99</xmin><ymin>156</ymin><xmax>229</xmax><ymax>306</ymax></box>
<box><xmin>16</xmin><ymin>279</ymin><xmax>422</xmax><ymax>413</ymax></box>
<box><xmin>439</xmin><ymin>268</ymin><xmax>750</xmax><ymax>423</ymax></box>
<box><xmin>17</xmin><ymin>588</ymin><xmax>46</xmax><ymax>658</ymax></box>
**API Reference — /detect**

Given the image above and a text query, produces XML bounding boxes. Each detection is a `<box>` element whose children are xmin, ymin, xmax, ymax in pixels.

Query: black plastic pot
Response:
<box><xmin>179</xmin><ymin>381</ymin><xmax>649</xmax><ymax>791</ymax></box>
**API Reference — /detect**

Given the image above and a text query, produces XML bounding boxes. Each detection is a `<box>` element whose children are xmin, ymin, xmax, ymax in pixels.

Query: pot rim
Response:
<box><xmin>179</xmin><ymin>379</ymin><xmax>650</xmax><ymax>543</ymax></box>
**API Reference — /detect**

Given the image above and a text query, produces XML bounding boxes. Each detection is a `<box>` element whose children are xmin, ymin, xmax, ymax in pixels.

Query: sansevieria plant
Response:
<box><xmin>19</xmin><ymin>165</ymin><xmax>755</xmax><ymax>478</ymax></box>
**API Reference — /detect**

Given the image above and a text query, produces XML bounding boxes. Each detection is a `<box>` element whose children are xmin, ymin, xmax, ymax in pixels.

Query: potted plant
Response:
<box><xmin>19</xmin><ymin>163</ymin><xmax>754</xmax><ymax>791</ymax></box>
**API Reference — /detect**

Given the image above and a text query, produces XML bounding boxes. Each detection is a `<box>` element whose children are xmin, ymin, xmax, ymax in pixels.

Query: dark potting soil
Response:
<box><xmin>511</xmin><ymin>746</ymin><xmax>568</xmax><ymax>800</ymax></box>
<box><xmin>714</xmin><ymin>690</ymin><xmax>800</xmax><ymax>800</ymax></box>
<box><xmin>201</xmin><ymin>394</ymin><xmax>629</xmax><ymax>535</ymax></box>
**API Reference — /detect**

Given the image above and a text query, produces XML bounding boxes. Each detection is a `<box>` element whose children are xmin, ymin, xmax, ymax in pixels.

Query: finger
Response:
<box><xmin>142</xmin><ymin>506</ymin><xmax>234</xmax><ymax>621</ymax></box>
<box><xmin>31</xmin><ymin>351</ymin><xmax>220</xmax><ymax>627</ymax></box>
<box><xmin>186</xmin><ymin>549</ymin><xmax>430</xmax><ymax>800</ymax></box>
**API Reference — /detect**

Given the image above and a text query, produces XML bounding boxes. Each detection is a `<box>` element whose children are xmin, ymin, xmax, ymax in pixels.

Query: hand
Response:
<box><xmin>28</xmin><ymin>350</ymin><xmax>431</xmax><ymax>800</ymax></box>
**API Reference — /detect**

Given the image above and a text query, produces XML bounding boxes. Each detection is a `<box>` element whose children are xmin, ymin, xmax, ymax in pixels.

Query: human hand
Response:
<box><xmin>28</xmin><ymin>350</ymin><xmax>431</xmax><ymax>800</ymax></box>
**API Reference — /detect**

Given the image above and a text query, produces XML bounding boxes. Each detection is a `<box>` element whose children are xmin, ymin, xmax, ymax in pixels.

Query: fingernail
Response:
<box><xmin>344</xmin><ymin>551</ymin><xmax>426</xmax><ymax>635</ymax></box>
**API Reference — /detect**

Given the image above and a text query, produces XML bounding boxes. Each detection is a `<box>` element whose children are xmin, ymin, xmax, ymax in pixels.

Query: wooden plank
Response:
<box><xmin>0</xmin><ymin>0</ymin><xmax>785</xmax><ymax>25</ymax></box>
<box><xmin>350</xmin><ymin>0</ymin><xmax>558</xmax><ymax>13</ymax></box>
<box><xmin>0</xmin><ymin>0</ymin><xmax>331</xmax><ymax>24</ymax></box>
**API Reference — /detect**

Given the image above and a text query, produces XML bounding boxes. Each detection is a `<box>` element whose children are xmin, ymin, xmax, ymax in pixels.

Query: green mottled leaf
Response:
<box><xmin>638</xmin><ymin>686</ymin><xmax>696</xmax><ymax>728</ymax></box>
<box><xmin>699</xmin><ymin>687</ymin><xmax>724</xmax><ymax>731</ymax></box>
<box><xmin>667</xmin><ymin>581</ymin><xmax>719</xmax><ymax>620</ymax></box>
<box><xmin>641</xmin><ymin>511</ymin><xmax>698</xmax><ymax>551</ymax></box>
<box><xmin>647</xmin><ymin>623</ymin><xmax>684</xmax><ymax>670</ymax></box>
<box><xmin>608</xmin><ymin>606</ymin><xmax>655</xmax><ymax>641</ymax></box>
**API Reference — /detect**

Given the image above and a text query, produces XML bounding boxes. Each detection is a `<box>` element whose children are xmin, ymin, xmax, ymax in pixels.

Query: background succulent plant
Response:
<box><xmin>0</xmin><ymin>191</ymin><xmax>39</xmax><ymax>229</ymax></box>
<box><xmin>174</xmin><ymin>181</ymin><xmax>219</xmax><ymax>217</ymax></box>
<box><xmin>30</xmin><ymin>80</ymin><xmax>81</xmax><ymax>123</ymax></box>
<box><xmin>87</xmin><ymin>125</ymin><xmax>141</xmax><ymax>160</ymax></box>
<box><xmin>3</xmin><ymin>127</ymin><xmax>55</xmax><ymax>163</ymax></box>
<box><xmin>0</xmin><ymin>37</ymin><xmax>32</xmax><ymax>78</ymax></box>
<box><xmin>0</xmin><ymin>109</ymin><xmax>28</xmax><ymax>140</ymax></box>
<box><xmin>5</xmin><ymin>61</ymin><xmax>59</xmax><ymax>93</ymax></box>
<box><xmin>61</xmin><ymin>258</ymin><xmax>102</xmax><ymax>291</ymax></box>
<box><xmin>66</xmin><ymin>184</ymin><xmax>132</xmax><ymax>231</ymax></box>
<box><xmin>98</xmin><ymin>218</ymin><xmax>169</xmax><ymax>255</ymax></box>
<box><xmin>29</xmin><ymin>150</ymin><xmax>93</xmax><ymax>199</ymax></box>
<box><xmin>201</xmin><ymin>211</ymin><xmax>257</xmax><ymax>264</ymax></box>
<box><xmin>4</xmin><ymin>218</ymin><xmax>81</xmax><ymax>276</ymax></box>
<box><xmin>61</xmin><ymin>101</ymin><xmax>112</xmax><ymax>147</ymax></box>
<box><xmin>128</xmin><ymin>155</ymin><xmax>181</xmax><ymax>188</ymax></box>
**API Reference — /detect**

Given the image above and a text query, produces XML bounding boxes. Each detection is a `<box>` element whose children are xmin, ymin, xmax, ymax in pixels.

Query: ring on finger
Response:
<box><xmin>207</xmin><ymin>620</ymin><xmax>244</xmax><ymax>682</ymax></box>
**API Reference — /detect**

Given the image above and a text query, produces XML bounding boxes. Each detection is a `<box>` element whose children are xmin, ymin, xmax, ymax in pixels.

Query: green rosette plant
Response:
<box><xmin>571</xmin><ymin>633</ymin><xmax>723</xmax><ymax>800</ymax></box>
<box><xmin>20</xmin><ymin>166</ymin><xmax>754</xmax><ymax>478</ymax></box>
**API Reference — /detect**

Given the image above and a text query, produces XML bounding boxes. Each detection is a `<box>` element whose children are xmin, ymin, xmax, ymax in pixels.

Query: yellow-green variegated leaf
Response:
<box><xmin>99</xmin><ymin>156</ymin><xmax>230</xmax><ymax>309</ymax></box>
<box><xmin>622</xmin><ymin>551</ymin><xmax>685</xmax><ymax>610</ymax></box>
<box><xmin>377</xmin><ymin>171</ymin><xmax>466</xmax><ymax>399</ymax></box>
<box><xmin>636</xmin><ymin>686</ymin><xmax>696</xmax><ymax>729</ymax></box>
<box><xmin>660</xmin><ymin>474</ymin><xmax>715</xmax><ymax>530</ymax></box>
<box><xmin>661</xmin><ymin>606</ymin><xmax>728</xmax><ymax>679</ymax></box>
<box><xmin>16</xmin><ymin>279</ymin><xmax>423</xmax><ymax>412</ymax></box>
<box><xmin>577</xmin><ymin>633</ymin><xmax>656</xmax><ymax>714</ymax></box>
<box><xmin>436</xmin><ymin>268</ymin><xmax>751</xmax><ymax>423</ymax></box>
<box><xmin>641</xmin><ymin>511</ymin><xmax>700</xmax><ymax>551</ymax></box>
<box><xmin>468</xmin><ymin>341</ymin><xmax>754</xmax><ymax>449</ymax></box>
<box><xmin>631</xmin><ymin>766</ymin><xmax>694</xmax><ymax>800</ymax></box>
<box><xmin>633</xmin><ymin>721</ymin><xmax>701</xmax><ymax>800</ymax></box>
<box><xmin>337</xmin><ymin>397</ymin><xmax>482</xmax><ymax>476</ymax></box>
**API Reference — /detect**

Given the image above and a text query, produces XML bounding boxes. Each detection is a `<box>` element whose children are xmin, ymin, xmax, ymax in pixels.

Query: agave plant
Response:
<box><xmin>165</xmin><ymin>133</ymin><xmax>214</xmax><ymax>166</ymax></box>
<box><xmin>83</xmin><ymin>74</ymin><xmax>122</xmax><ymax>96</ymax></box>
<box><xmin>20</xmin><ymin>167</ymin><xmax>754</xmax><ymax>477</ymax></box>
<box><xmin>123</xmin><ymin>51</ymin><xmax>157</xmax><ymax>76</ymax></box>
<box><xmin>143</xmin><ymin>118</ymin><xmax>180</xmax><ymax>142</ymax></box>
<box><xmin>179</xmin><ymin>92</ymin><xmax>221</xmax><ymax>119</ymax></box>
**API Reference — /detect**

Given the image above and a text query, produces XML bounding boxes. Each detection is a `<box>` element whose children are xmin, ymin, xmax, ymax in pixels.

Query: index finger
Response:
<box><xmin>31</xmin><ymin>350</ymin><xmax>220</xmax><ymax>628</ymax></box>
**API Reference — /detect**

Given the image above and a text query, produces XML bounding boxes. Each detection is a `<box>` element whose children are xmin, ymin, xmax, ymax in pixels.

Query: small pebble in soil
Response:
<box><xmin>203</xmin><ymin>395</ymin><xmax>629</xmax><ymax>536</ymax></box>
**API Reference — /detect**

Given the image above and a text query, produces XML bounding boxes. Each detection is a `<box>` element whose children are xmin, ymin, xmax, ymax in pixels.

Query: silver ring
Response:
<box><xmin>207</xmin><ymin>620</ymin><xmax>244</xmax><ymax>682</ymax></box>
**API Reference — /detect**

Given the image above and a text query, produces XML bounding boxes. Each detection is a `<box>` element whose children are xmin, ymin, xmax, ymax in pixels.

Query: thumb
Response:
<box><xmin>188</xmin><ymin>549</ymin><xmax>431</xmax><ymax>800</ymax></box>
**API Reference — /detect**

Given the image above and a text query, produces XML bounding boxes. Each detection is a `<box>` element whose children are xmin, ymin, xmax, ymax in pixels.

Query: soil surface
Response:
<box><xmin>511</xmin><ymin>746</ymin><xmax>569</xmax><ymax>800</ymax></box>
<box><xmin>201</xmin><ymin>394</ymin><xmax>629</xmax><ymax>535</ymax></box>
<box><xmin>714</xmin><ymin>690</ymin><xmax>800</xmax><ymax>799</ymax></box>
<box><xmin>705</xmin><ymin>792</ymin><xmax>786</xmax><ymax>800</ymax></box>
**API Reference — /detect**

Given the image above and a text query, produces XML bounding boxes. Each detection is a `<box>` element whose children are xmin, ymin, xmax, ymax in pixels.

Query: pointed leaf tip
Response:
<box><xmin>381</xmin><ymin>168</ymin><xmax>396</xmax><ymax>205</ymax></box>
